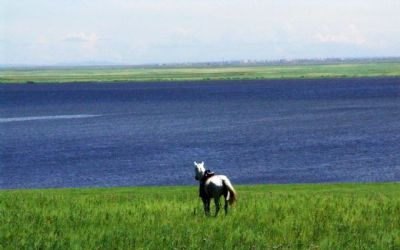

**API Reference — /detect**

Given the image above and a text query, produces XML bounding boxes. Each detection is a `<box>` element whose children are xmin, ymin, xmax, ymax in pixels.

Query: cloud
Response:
<box><xmin>36</xmin><ymin>35</ymin><xmax>49</xmax><ymax>45</ymax></box>
<box><xmin>314</xmin><ymin>25</ymin><xmax>366</xmax><ymax>46</ymax></box>
<box><xmin>62</xmin><ymin>32</ymin><xmax>100</xmax><ymax>51</ymax></box>
<box><xmin>63</xmin><ymin>32</ymin><xmax>98</xmax><ymax>43</ymax></box>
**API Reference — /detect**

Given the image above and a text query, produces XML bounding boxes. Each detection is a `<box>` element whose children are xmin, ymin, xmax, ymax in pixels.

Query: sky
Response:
<box><xmin>1</xmin><ymin>0</ymin><xmax>399</xmax><ymax>66</ymax></box>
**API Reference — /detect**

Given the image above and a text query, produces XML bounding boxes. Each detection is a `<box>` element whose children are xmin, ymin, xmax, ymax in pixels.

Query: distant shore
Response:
<box><xmin>1</xmin><ymin>61</ymin><xmax>400</xmax><ymax>84</ymax></box>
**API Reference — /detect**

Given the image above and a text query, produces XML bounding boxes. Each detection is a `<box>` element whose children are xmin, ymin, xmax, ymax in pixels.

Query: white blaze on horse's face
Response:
<box><xmin>194</xmin><ymin>161</ymin><xmax>205</xmax><ymax>181</ymax></box>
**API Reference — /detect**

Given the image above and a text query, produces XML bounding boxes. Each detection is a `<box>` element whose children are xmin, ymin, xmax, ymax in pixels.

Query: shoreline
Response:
<box><xmin>0</xmin><ymin>181</ymin><xmax>397</xmax><ymax>192</ymax></box>
<box><xmin>1</xmin><ymin>75</ymin><xmax>400</xmax><ymax>86</ymax></box>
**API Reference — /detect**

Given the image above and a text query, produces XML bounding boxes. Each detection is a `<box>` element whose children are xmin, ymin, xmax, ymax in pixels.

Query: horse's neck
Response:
<box><xmin>197</xmin><ymin>169</ymin><xmax>205</xmax><ymax>181</ymax></box>
<box><xmin>199</xmin><ymin>169</ymin><xmax>205</xmax><ymax>177</ymax></box>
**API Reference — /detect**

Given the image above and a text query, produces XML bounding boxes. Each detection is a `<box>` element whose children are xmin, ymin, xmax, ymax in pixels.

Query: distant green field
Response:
<box><xmin>1</xmin><ymin>62</ymin><xmax>400</xmax><ymax>83</ymax></box>
<box><xmin>1</xmin><ymin>183</ymin><xmax>400</xmax><ymax>249</ymax></box>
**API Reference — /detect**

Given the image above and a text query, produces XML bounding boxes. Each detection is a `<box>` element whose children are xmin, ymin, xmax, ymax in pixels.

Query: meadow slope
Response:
<box><xmin>1</xmin><ymin>183</ymin><xmax>400</xmax><ymax>249</ymax></box>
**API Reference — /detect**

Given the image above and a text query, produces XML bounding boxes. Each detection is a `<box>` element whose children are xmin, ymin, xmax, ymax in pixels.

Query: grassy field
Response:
<box><xmin>1</xmin><ymin>183</ymin><xmax>400</xmax><ymax>249</ymax></box>
<box><xmin>1</xmin><ymin>62</ymin><xmax>400</xmax><ymax>84</ymax></box>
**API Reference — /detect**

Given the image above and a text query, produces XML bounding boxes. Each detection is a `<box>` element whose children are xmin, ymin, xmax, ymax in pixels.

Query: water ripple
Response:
<box><xmin>0</xmin><ymin>114</ymin><xmax>102</xmax><ymax>123</ymax></box>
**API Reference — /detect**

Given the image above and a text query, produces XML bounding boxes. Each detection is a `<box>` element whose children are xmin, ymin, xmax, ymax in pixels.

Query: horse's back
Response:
<box><xmin>205</xmin><ymin>175</ymin><xmax>232</xmax><ymax>197</ymax></box>
<box><xmin>207</xmin><ymin>175</ymin><xmax>228</xmax><ymax>186</ymax></box>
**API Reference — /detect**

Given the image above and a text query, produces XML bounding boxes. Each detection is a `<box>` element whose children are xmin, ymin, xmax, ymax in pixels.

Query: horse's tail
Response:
<box><xmin>223</xmin><ymin>178</ymin><xmax>237</xmax><ymax>206</ymax></box>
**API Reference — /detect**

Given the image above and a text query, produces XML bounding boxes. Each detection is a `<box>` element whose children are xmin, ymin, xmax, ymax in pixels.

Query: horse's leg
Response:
<box><xmin>214</xmin><ymin>197</ymin><xmax>220</xmax><ymax>217</ymax></box>
<box><xmin>224</xmin><ymin>195</ymin><xmax>228</xmax><ymax>214</ymax></box>
<box><xmin>206</xmin><ymin>199</ymin><xmax>211</xmax><ymax>216</ymax></box>
<box><xmin>202</xmin><ymin>198</ymin><xmax>210</xmax><ymax>216</ymax></box>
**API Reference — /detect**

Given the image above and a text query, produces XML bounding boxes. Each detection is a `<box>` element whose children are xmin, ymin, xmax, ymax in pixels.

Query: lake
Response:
<box><xmin>1</xmin><ymin>78</ymin><xmax>399</xmax><ymax>189</ymax></box>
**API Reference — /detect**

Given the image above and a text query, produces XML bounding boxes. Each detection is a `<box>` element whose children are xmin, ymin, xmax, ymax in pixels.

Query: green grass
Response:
<box><xmin>1</xmin><ymin>62</ymin><xmax>400</xmax><ymax>83</ymax></box>
<box><xmin>1</xmin><ymin>183</ymin><xmax>400</xmax><ymax>249</ymax></box>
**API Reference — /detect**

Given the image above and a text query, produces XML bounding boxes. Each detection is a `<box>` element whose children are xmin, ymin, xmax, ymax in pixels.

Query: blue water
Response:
<box><xmin>1</xmin><ymin>78</ymin><xmax>400</xmax><ymax>189</ymax></box>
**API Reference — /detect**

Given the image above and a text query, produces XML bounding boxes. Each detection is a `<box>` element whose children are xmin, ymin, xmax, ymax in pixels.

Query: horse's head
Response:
<box><xmin>194</xmin><ymin>161</ymin><xmax>205</xmax><ymax>181</ymax></box>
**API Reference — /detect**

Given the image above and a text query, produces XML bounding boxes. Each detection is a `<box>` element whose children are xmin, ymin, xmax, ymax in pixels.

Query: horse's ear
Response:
<box><xmin>194</xmin><ymin>161</ymin><xmax>197</xmax><ymax>165</ymax></box>
<box><xmin>201</xmin><ymin>161</ymin><xmax>204</xmax><ymax>165</ymax></box>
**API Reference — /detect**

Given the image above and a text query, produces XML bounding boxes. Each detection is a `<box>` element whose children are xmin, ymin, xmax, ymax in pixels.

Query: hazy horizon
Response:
<box><xmin>1</xmin><ymin>0</ymin><xmax>400</xmax><ymax>66</ymax></box>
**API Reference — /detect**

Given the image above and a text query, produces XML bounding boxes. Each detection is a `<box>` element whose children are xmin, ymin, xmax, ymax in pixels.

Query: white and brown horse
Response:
<box><xmin>194</xmin><ymin>161</ymin><xmax>237</xmax><ymax>216</ymax></box>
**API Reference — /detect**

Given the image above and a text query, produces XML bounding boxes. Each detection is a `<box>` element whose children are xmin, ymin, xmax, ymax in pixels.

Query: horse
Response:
<box><xmin>194</xmin><ymin>161</ymin><xmax>237</xmax><ymax>216</ymax></box>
